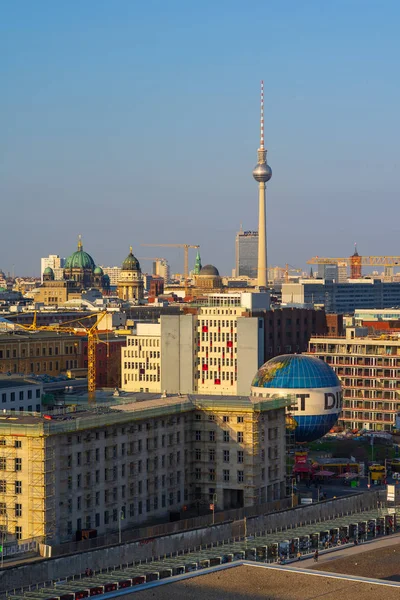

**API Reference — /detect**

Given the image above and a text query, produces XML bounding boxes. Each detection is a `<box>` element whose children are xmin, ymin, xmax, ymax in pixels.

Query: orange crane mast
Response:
<box><xmin>18</xmin><ymin>311</ymin><xmax>108</xmax><ymax>401</ymax></box>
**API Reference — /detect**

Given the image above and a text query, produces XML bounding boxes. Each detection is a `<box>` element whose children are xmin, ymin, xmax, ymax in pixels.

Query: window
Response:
<box><xmin>14</xmin><ymin>458</ymin><xmax>22</xmax><ymax>471</ymax></box>
<box><xmin>223</xmin><ymin>450</ymin><xmax>230</xmax><ymax>462</ymax></box>
<box><xmin>15</xmin><ymin>481</ymin><xmax>22</xmax><ymax>494</ymax></box>
<box><xmin>104</xmin><ymin>510</ymin><xmax>109</xmax><ymax>525</ymax></box>
<box><xmin>0</xmin><ymin>481</ymin><xmax>5</xmax><ymax>493</ymax></box>
<box><xmin>27</xmin><ymin>390</ymin><xmax>32</xmax><ymax>400</ymax></box>
<box><xmin>237</xmin><ymin>432</ymin><xmax>244</xmax><ymax>443</ymax></box>
<box><xmin>223</xmin><ymin>431</ymin><xmax>230</xmax><ymax>443</ymax></box>
<box><xmin>76</xmin><ymin>452</ymin><xmax>81</xmax><ymax>466</ymax></box>
<box><xmin>237</xmin><ymin>415</ymin><xmax>244</xmax><ymax>423</ymax></box>
<box><xmin>195</xmin><ymin>448</ymin><xmax>201</xmax><ymax>460</ymax></box>
<box><xmin>77</xmin><ymin>496</ymin><xmax>81</xmax><ymax>510</ymax></box>
<box><xmin>209</xmin><ymin>431</ymin><xmax>215</xmax><ymax>442</ymax></box>
<box><xmin>195</xmin><ymin>414</ymin><xmax>201</xmax><ymax>421</ymax></box>
<box><xmin>15</xmin><ymin>526</ymin><xmax>22</xmax><ymax>540</ymax></box>
<box><xmin>195</xmin><ymin>467</ymin><xmax>201</xmax><ymax>480</ymax></box>
<box><xmin>209</xmin><ymin>448</ymin><xmax>215</xmax><ymax>461</ymax></box>
<box><xmin>209</xmin><ymin>468</ymin><xmax>215</xmax><ymax>481</ymax></box>
<box><xmin>237</xmin><ymin>470</ymin><xmax>244</xmax><ymax>483</ymax></box>
<box><xmin>195</xmin><ymin>430</ymin><xmax>201</xmax><ymax>441</ymax></box>
<box><xmin>95</xmin><ymin>491</ymin><xmax>100</xmax><ymax>506</ymax></box>
<box><xmin>77</xmin><ymin>474</ymin><xmax>81</xmax><ymax>488</ymax></box>
<box><xmin>36</xmin><ymin>389</ymin><xmax>40</xmax><ymax>399</ymax></box>
<box><xmin>0</xmin><ymin>503</ymin><xmax>5</xmax><ymax>515</ymax></box>
<box><xmin>223</xmin><ymin>415</ymin><xmax>229</xmax><ymax>422</ymax></box>
<box><xmin>1</xmin><ymin>394</ymin><xmax>6</xmax><ymax>404</ymax></box>
<box><xmin>10</xmin><ymin>392</ymin><xmax>15</xmax><ymax>402</ymax></box>
<box><xmin>237</xmin><ymin>450</ymin><xmax>244</xmax><ymax>463</ymax></box>
<box><xmin>223</xmin><ymin>469</ymin><xmax>230</xmax><ymax>482</ymax></box>
<box><xmin>95</xmin><ymin>513</ymin><xmax>100</xmax><ymax>527</ymax></box>
<box><xmin>0</xmin><ymin>458</ymin><xmax>6</xmax><ymax>470</ymax></box>
<box><xmin>19</xmin><ymin>391</ymin><xmax>24</xmax><ymax>401</ymax></box>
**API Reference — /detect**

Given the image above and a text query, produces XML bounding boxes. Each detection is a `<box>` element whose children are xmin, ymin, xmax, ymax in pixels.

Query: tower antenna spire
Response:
<box><xmin>260</xmin><ymin>80</ymin><xmax>264</xmax><ymax>150</ymax></box>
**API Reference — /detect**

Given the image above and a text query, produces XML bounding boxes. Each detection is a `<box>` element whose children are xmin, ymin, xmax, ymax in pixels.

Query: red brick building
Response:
<box><xmin>81</xmin><ymin>336</ymin><xmax>126</xmax><ymax>388</ymax></box>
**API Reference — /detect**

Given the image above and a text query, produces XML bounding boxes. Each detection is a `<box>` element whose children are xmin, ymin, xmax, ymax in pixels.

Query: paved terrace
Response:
<box><xmin>6</xmin><ymin>505</ymin><xmax>399</xmax><ymax>599</ymax></box>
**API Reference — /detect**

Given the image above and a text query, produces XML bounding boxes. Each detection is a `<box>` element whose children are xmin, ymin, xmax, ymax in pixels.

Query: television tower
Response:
<box><xmin>252</xmin><ymin>80</ymin><xmax>272</xmax><ymax>288</ymax></box>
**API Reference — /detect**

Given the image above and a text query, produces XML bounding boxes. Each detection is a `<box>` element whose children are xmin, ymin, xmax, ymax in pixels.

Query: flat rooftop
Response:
<box><xmin>0</xmin><ymin>392</ymin><xmax>289</xmax><ymax>434</ymax></box>
<box><xmin>0</xmin><ymin>377</ymin><xmax>40</xmax><ymax>389</ymax></box>
<box><xmin>122</xmin><ymin>564</ymin><xmax>400</xmax><ymax>600</ymax></box>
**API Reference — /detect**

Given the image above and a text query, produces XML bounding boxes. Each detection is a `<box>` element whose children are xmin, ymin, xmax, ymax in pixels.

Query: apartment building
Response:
<box><xmin>0</xmin><ymin>393</ymin><xmax>287</xmax><ymax>545</ymax></box>
<box><xmin>122</xmin><ymin>293</ymin><xmax>267</xmax><ymax>396</ymax></box>
<box><xmin>308</xmin><ymin>329</ymin><xmax>400</xmax><ymax>431</ymax></box>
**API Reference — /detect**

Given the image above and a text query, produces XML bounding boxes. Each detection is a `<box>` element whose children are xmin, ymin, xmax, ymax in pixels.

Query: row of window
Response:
<box><xmin>0</xmin><ymin>480</ymin><xmax>22</xmax><ymax>493</ymax></box>
<box><xmin>195</xmin><ymin>430</ymin><xmax>243</xmax><ymax>442</ymax></box>
<box><xmin>195</xmin><ymin>468</ymin><xmax>244</xmax><ymax>483</ymax></box>
<box><xmin>69</xmin><ymin>490</ymin><xmax>181</xmax><ymax>534</ymax></box>
<box><xmin>0</xmin><ymin>502</ymin><xmax>22</xmax><ymax>517</ymax></box>
<box><xmin>0</xmin><ymin>346</ymin><xmax>63</xmax><ymax>359</ymax></box>
<box><xmin>195</xmin><ymin>448</ymin><xmax>244</xmax><ymax>463</ymax></box>
<box><xmin>0</xmin><ymin>457</ymin><xmax>22</xmax><ymax>471</ymax></box>
<box><xmin>1</xmin><ymin>389</ymin><xmax>41</xmax><ymax>403</ymax></box>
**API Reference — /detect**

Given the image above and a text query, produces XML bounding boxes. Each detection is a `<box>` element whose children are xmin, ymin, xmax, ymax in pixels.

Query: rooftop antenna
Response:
<box><xmin>260</xmin><ymin>79</ymin><xmax>264</xmax><ymax>150</ymax></box>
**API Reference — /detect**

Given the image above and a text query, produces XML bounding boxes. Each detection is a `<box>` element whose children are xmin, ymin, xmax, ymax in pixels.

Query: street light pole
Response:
<box><xmin>1</xmin><ymin>512</ymin><xmax>8</xmax><ymax>568</ymax></box>
<box><xmin>211</xmin><ymin>493</ymin><xmax>217</xmax><ymax>525</ymax></box>
<box><xmin>118</xmin><ymin>509</ymin><xmax>124</xmax><ymax>544</ymax></box>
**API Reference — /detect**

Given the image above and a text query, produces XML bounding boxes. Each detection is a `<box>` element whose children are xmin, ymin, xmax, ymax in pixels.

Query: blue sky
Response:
<box><xmin>1</xmin><ymin>1</ymin><xmax>399</xmax><ymax>276</ymax></box>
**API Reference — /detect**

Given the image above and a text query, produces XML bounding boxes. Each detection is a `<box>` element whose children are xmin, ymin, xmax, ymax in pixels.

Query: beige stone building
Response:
<box><xmin>0</xmin><ymin>393</ymin><xmax>287</xmax><ymax>545</ymax></box>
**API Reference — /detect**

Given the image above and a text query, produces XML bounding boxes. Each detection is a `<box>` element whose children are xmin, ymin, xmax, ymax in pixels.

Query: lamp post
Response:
<box><xmin>210</xmin><ymin>493</ymin><xmax>217</xmax><ymax>525</ymax></box>
<box><xmin>1</xmin><ymin>512</ymin><xmax>9</xmax><ymax>568</ymax></box>
<box><xmin>118</xmin><ymin>508</ymin><xmax>124</xmax><ymax>544</ymax></box>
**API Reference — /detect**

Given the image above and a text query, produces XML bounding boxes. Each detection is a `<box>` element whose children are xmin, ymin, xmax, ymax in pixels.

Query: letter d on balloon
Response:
<box><xmin>324</xmin><ymin>392</ymin><xmax>336</xmax><ymax>410</ymax></box>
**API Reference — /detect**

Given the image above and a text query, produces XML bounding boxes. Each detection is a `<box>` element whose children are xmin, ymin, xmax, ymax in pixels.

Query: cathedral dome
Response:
<box><xmin>65</xmin><ymin>237</ymin><xmax>95</xmax><ymax>270</ymax></box>
<box><xmin>199</xmin><ymin>264</ymin><xmax>220</xmax><ymax>277</ymax></box>
<box><xmin>43</xmin><ymin>267</ymin><xmax>54</xmax><ymax>276</ymax></box>
<box><xmin>94</xmin><ymin>266</ymin><xmax>104</xmax><ymax>275</ymax></box>
<box><xmin>122</xmin><ymin>247</ymin><xmax>141</xmax><ymax>271</ymax></box>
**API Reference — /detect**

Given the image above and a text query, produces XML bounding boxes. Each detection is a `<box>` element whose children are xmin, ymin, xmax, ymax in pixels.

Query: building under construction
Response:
<box><xmin>0</xmin><ymin>392</ymin><xmax>288</xmax><ymax>546</ymax></box>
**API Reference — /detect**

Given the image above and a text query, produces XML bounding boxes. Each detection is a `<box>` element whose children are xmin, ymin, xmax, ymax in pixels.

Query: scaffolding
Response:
<box><xmin>27</xmin><ymin>435</ymin><xmax>56</xmax><ymax>543</ymax></box>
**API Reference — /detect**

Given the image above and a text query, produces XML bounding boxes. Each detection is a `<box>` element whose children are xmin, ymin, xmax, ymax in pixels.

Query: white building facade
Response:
<box><xmin>122</xmin><ymin>293</ymin><xmax>268</xmax><ymax>396</ymax></box>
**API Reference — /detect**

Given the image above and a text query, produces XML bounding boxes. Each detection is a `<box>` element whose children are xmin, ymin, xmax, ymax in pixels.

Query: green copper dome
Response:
<box><xmin>122</xmin><ymin>247</ymin><xmax>141</xmax><ymax>271</ymax></box>
<box><xmin>43</xmin><ymin>267</ymin><xmax>54</xmax><ymax>275</ymax></box>
<box><xmin>65</xmin><ymin>237</ymin><xmax>96</xmax><ymax>271</ymax></box>
<box><xmin>94</xmin><ymin>266</ymin><xmax>104</xmax><ymax>275</ymax></box>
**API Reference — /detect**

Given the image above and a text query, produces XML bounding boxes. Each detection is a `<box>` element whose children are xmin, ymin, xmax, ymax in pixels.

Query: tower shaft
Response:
<box><xmin>257</xmin><ymin>182</ymin><xmax>267</xmax><ymax>287</ymax></box>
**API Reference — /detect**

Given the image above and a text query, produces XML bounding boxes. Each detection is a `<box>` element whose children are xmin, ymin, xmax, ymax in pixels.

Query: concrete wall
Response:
<box><xmin>237</xmin><ymin>317</ymin><xmax>264</xmax><ymax>395</ymax></box>
<box><xmin>179</xmin><ymin>315</ymin><xmax>195</xmax><ymax>394</ymax></box>
<box><xmin>160</xmin><ymin>315</ymin><xmax>195</xmax><ymax>394</ymax></box>
<box><xmin>0</xmin><ymin>491</ymin><xmax>383</xmax><ymax>596</ymax></box>
<box><xmin>160</xmin><ymin>316</ymin><xmax>181</xmax><ymax>394</ymax></box>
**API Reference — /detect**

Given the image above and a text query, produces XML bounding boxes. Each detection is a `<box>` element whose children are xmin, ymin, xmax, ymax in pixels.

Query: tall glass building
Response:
<box><xmin>235</xmin><ymin>230</ymin><xmax>258</xmax><ymax>278</ymax></box>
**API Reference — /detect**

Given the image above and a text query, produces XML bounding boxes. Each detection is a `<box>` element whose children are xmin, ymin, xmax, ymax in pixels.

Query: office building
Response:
<box><xmin>0</xmin><ymin>392</ymin><xmax>287</xmax><ymax>544</ymax></box>
<box><xmin>308</xmin><ymin>329</ymin><xmax>400</xmax><ymax>432</ymax></box>
<box><xmin>0</xmin><ymin>378</ymin><xmax>43</xmax><ymax>412</ymax></box>
<box><xmin>235</xmin><ymin>230</ymin><xmax>258</xmax><ymax>279</ymax></box>
<box><xmin>282</xmin><ymin>279</ymin><xmax>400</xmax><ymax>313</ymax></box>
<box><xmin>40</xmin><ymin>255</ymin><xmax>65</xmax><ymax>283</ymax></box>
<box><xmin>101</xmin><ymin>267</ymin><xmax>121</xmax><ymax>288</ymax></box>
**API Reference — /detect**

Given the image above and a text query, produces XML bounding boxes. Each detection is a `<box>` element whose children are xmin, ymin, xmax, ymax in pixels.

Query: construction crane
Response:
<box><xmin>307</xmin><ymin>255</ymin><xmax>400</xmax><ymax>279</ymax></box>
<box><xmin>18</xmin><ymin>311</ymin><xmax>108</xmax><ymax>402</ymax></box>
<box><xmin>284</xmin><ymin>264</ymin><xmax>302</xmax><ymax>284</ymax></box>
<box><xmin>141</xmin><ymin>243</ymin><xmax>200</xmax><ymax>294</ymax></box>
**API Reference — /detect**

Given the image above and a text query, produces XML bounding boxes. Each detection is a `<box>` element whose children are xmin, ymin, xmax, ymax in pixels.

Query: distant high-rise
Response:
<box><xmin>40</xmin><ymin>254</ymin><xmax>65</xmax><ymax>282</ymax></box>
<box><xmin>252</xmin><ymin>81</ymin><xmax>272</xmax><ymax>288</ymax></box>
<box><xmin>235</xmin><ymin>228</ymin><xmax>258</xmax><ymax>278</ymax></box>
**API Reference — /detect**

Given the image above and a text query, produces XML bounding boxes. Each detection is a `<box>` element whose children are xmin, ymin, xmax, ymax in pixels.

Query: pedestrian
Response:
<box><xmin>297</xmin><ymin>551</ymin><xmax>301</xmax><ymax>561</ymax></box>
<box><xmin>314</xmin><ymin>550</ymin><xmax>319</xmax><ymax>562</ymax></box>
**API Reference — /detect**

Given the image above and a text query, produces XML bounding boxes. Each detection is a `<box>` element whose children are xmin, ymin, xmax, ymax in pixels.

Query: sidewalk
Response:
<box><xmin>297</xmin><ymin>531</ymin><xmax>400</xmax><ymax>569</ymax></box>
